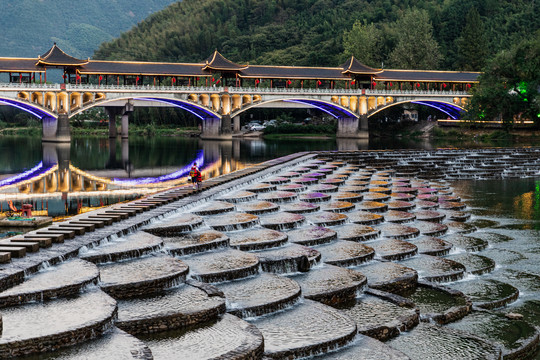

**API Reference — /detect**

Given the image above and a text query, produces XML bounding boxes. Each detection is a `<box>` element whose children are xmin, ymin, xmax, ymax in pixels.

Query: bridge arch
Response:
<box><xmin>368</xmin><ymin>99</ymin><xmax>466</xmax><ymax>119</ymax></box>
<box><xmin>230</xmin><ymin>97</ymin><xmax>359</xmax><ymax>119</ymax></box>
<box><xmin>70</xmin><ymin>96</ymin><xmax>221</xmax><ymax>120</ymax></box>
<box><xmin>0</xmin><ymin>96</ymin><xmax>57</xmax><ymax>119</ymax></box>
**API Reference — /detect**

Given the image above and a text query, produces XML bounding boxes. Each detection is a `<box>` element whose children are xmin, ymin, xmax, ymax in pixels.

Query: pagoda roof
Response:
<box><xmin>202</xmin><ymin>50</ymin><xmax>247</xmax><ymax>71</ymax></box>
<box><xmin>374</xmin><ymin>69</ymin><xmax>481</xmax><ymax>83</ymax></box>
<box><xmin>0</xmin><ymin>57</ymin><xmax>45</xmax><ymax>73</ymax></box>
<box><xmin>240</xmin><ymin>65</ymin><xmax>348</xmax><ymax>80</ymax></box>
<box><xmin>37</xmin><ymin>43</ymin><xmax>89</xmax><ymax>66</ymax></box>
<box><xmin>78</xmin><ymin>60</ymin><xmax>209</xmax><ymax>77</ymax></box>
<box><xmin>341</xmin><ymin>56</ymin><xmax>382</xmax><ymax>75</ymax></box>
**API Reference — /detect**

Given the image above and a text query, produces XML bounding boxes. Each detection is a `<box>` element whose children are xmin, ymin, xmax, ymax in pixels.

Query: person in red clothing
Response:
<box><xmin>189</xmin><ymin>163</ymin><xmax>202</xmax><ymax>190</ymax></box>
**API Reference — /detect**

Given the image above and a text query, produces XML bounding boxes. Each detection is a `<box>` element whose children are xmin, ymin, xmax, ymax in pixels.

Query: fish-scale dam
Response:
<box><xmin>0</xmin><ymin>148</ymin><xmax>539</xmax><ymax>359</ymax></box>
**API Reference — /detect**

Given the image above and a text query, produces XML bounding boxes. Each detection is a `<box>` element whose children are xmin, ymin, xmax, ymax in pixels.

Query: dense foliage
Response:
<box><xmin>467</xmin><ymin>33</ymin><xmax>540</xmax><ymax>125</ymax></box>
<box><xmin>0</xmin><ymin>0</ymin><xmax>176</xmax><ymax>58</ymax></box>
<box><xmin>95</xmin><ymin>0</ymin><xmax>540</xmax><ymax>71</ymax></box>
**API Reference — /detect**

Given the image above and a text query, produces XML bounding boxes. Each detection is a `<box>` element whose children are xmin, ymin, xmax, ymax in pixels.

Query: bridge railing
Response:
<box><xmin>0</xmin><ymin>82</ymin><xmax>471</xmax><ymax>97</ymax></box>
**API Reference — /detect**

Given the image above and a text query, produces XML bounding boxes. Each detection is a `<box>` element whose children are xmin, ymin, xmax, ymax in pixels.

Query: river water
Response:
<box><xmin>0</xmin><ymin>134</ymin><xmax>539</xmax><ymax>358</ymax></box>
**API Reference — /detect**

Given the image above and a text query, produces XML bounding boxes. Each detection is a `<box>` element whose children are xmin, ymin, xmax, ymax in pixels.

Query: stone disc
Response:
<box><xmin>281</xmin><ymin>201</ymin><xmax>320</xmax><ymax>214</ymax></box>
<box><xmin>308</xmin><ymin>212</ymin><xmax>348</xmax><ymax>226</ymax></box>
<box><xmin>191</xmin><ymin>201</ymin><xmax>236</xmax><ymax>215</ymax></box>
<box><xmin>287</xmin><ymin>225</ymin><xmax>337</xmax><ymax>246</ymax></box>
<box><xmin>206</xmin><ymin>212</ymin><xmax>259</xmax><ymax>231</ymax></box>
<box><xmin>318</xmin><ymin>240</ymin><xmax>375</xmax><ymax>267</ymax></box>
<box><xmin>229</xmin><ymin>228</ymin><xmax>288</xmax><ymax>251</ymax></box>
<box><xmin>347</xmin><ymin>210</ymin><xmax>384</xmax><ymax>225</ymax></box>
<box><xmin>369</xmin><ymin>238</ymin><xmax>418</xmax><ymax>261</ymax></box>
<box><xmin>237</xmin><ymin>201</ymin><xmax>280</xmax><ymax>215</ymax></box>
<box><xmin>260</xmin><ymin>212</ymin><xmax>306</xmax><ymax>230</ymax></box>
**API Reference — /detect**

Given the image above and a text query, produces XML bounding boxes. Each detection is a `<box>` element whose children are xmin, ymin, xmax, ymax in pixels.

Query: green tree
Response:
<box><xmin>343</xmin><ymin>20</ymin><xmax>383</xmax><ymax>67</ymax></box>
<box><xmin>388</xmin><ymin>8</ymin><xmax>442</xmax><ymax>69</ymax></box>
<box><xmin>454</xmin><ymin>7</ymin><xmax>488</xmax><ymax>71</ymax></box>
<box><xmin>467</xmin><ymin>33</ymin><xmax>540</xmax><ymax>126</ymax></box>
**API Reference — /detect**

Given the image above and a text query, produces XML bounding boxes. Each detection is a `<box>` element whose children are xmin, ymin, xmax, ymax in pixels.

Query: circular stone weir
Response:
<box><xmin>244</xmin><ymin>183</ymin><xmax>277</xmax><ymax>193</ymax></box>
<box><xmin>370</xmin><ymin>180</ymin><xmax>391</xmax><ymax>188</ymax></box>
<box><xmin>336</xmin><ymin>224</ymin><xmax>380</xmax><ymax>242</ymax></box>
<box><xmin>406</xmin><ymin>285</ymin><xmax>469</xmax><ymax>324</ymax></box>
<box><xmin>291</xmin><ymin>177</ymin><xmax>319</xmax><ymax>185</ymax></box>
<box><xmin>447</xmin><ymin>311</ymin><xmax>540</xmax><ymax>359</ymax></box>
<box><xmin>385</xmin><ymin>210</ymin><xmax>416</xmax><ymax>223</ymax></box>
<box><xmin>287</xmin><ymin>225</ymin><xmax>337</xmax><ymax>246</ymax></box>
<box><xmin>262</xmin><ymin>176</ymin><xmax>290</xmax><ymax>184</ymax></box>
<box><xmin>144</xmin><ymin>213</ymin><xmax>204</xmax><ymax>237</ymax></box>
<box><xmin>387</xmin><ymin>200</ymin><xmax>415</xmax><ymax>211</ymax></box>
<box><xmin>258</xmin><ymin>191</ymin><xmax>298</xmax><ymax>203</ymax></box>
<box><xmin>0</xmin><ymin>259</ymin><xmax>99</xmax><ymax>307</ymax></box>
<box><xmin>438</xmin><ymin>195</ymin><xmax>461</xmax><ymax>202</ymax></box>
<box><xmin>391</xmin><ymin>192</ymin><xmax>416</xmax><ymax>201</ymax></box>
<box><xmin>279</xmin><ymin>171</ymin><xmax>302</xmax><ymax>178</ymax></box>
<box><xmin>357</xmin><ymin>201</ymin><xmax>388</xmax><ymax>213</ymax></box>
<box><xmin>318</xmin><ymin>240</ymin><xmax>375</xmax><ymax>267</ymax></box>
<box><xmin>218</xmin><ymin>190</ymin><xmax>258</xmax><ymax>203</ymax></box>
<box><xmin>320</xmin><ymin>201</ymin><xmax>355</xmax><ymax>213</ymax></box>
<box><xmin>445</xmin><ymin>221</ymin><xmax>476</xmax><ymax>234</ymax></box>
<box><xmin>416</xmin><ymin>200</ymin><xmax>440</xmax><ymax>209</ymax></box>
<box><xmin>251</xmin><ymin>299</ymin><xmax>356</xmax><ymax>359</ymax></box>
<box><xmin>281</xmin><ymin>201</ymin><xmax>320</xmax><ymax>214</ymax></box>
<box><xmin>254</xmin><ymin>244</ymin><xmax>321</xmax><ymax>273</ymax></box>
<box><xmin>229</xmin><ymin>228</ymin><xmax>288</xmax><ymax>250</ymax></box>
<box><xmin>358</xmin><ymin>261</ymin><xmax>418</xmax><ymax>295</ymax></box>
<box><xmin>144</xmin><ymin>314</ymin><xmax>263</xmax><ymax>360</ymax></box>
<box><xmin>439</xmin><ymin>201</ymin><xmax>467</xmax><ymax>210</ymax></box>
<box><xmin>236</xmin><ymin>201</ymin><xmax>279</xmax><ymax>215</ymax></box>
<box><xmin>292</xmin><ymin>166</ymin><xmax>311</xmax><ymax>173</ymax></box>
<box><xmin>393</xmin><ymin>187</ymin><xmax>418</xmax><ymax>194</ymax></box>
<box><xmin>320</xmin><ymin>178</ymin><xmax>345</xmax><ymax>186</ymax></box>
<box><xmin>260</xmin><ymin>212</ymin><xmax>306</xmax><ymax>230</ymax></box>
<box><xmin>409</xmin><ymin>236</ymin><xmax>453</xmax><ymax>256</ymax></box>
<box><xmin>80</xmin><ymin>232</ymin><xmax>163</xmax><ymax>264</ymax></box>
<box><xmin>340</xmin><ymin>185</ymin><xmax>369</xmax><ymax>193</ymax></box>
<box><xmin>336</xmin><ymin>294</ymin><xmax>419</xmax><ymax>341</ymax></box>
<box><xmin>363</xmin><ymin>192</ymin><xmax>391</xmax><ymax>202</ymax></box>
<box><xmin>310</xmin><ymin>184</ymin><xmax>339</xmax><ymax>193</ymax></box>
<box><xmin>0</xmin><ymin>290</ymin><xmax>117</xmax><ymax>358</ymax></box>
<box><xmin>116</xmin><ymin>283</ymin><xmax>226</xmax><ymax>334</ymax></box>
<box><xmin>347</xmin><ymin>210</ymin><xmax>384</xmax><ymax>225</ymax></box>
<box><xmin>333</xmin><ymin>191</ymin><xmax>364</xmax><ymax>203</ymax></box>
<box><xmin>319</xmin><ymin>333</ymin><xmax>410</xmax><ymax>360</ymax></box>
<box><xmin>308</xmin><ymin>212</ymin><xmax>348</xmax><ymax>226</ymax></box>
<box><xmin>368</xmin><ymin>187</ymin><xmax>392</xmax><ymax>195</ymax></box>
<box><xmin>414</xmin><ymin>210</ymin><xmax>445</xmax><ymax>222</ymax></box>
<box><xmin>417</xmin><ymin>187</ymin><xmax>439</xmax><ymax>194</ymax></box>
<box><xmin>217</xmin><ymin>273</ymin><xmax>301</xmax><ymax>318</ymax></box>
<box><xmin>161</xmin><ymin>230</ymin><xmax>229</xmax><ymax>256</ymax></box>
<box><xmin>445</xmin><ymin>210</ymin><xmax>472</xmax><ymax>222</ymax></box>
<box><xmin>206</xmin><ymin>212</ymin><xmax>259</xmax><ymax>231</ymax></box>
<box><xmin>445</xmin><ymin>253</ymin><xmax>495</xmax><ymax>275</ymax></box>
<box><xmin>182</xmin><ymin>249</ymin><xmax>260</xmax><ymax>283</ymax></box>
<box><xmin>304</xmin><ymin>172</ymin><xmax>327</xmax><ymax>179</ymax></box>
<box><xmin>276</xmin><ymin>183</ymin><xmax>308</xmax><ymax>192</ymax></box>
<box><xmin>290</xmin><ymin>265</ymin><xmax>367</xmax><ymax>305</ymax></box>
<box><xmin>369</xmin><ymin>238</ymin><xmax>418</xmax><ymax>260</ymax></box>
<box><xmin>191</xmin><ymin>201</ymin><xmax>236</xmax><ymax>215</ymax></box>
<box><xmin>299</xmin><ymin>192</ymin><xmax>332</xmax><ymax>203</ymax></box>
<box><xmin>98</xmin><ymin>254</ymin><xmax>189</xmax><ymax>299</ymax></box>
<box><xmin>387</xmin><ymin>322</ymin><xmax>502</xmax><ymax>360</ymax></box>
<box><xmin>447</xmin><ymin>279</ymin><xmax>519</xmax><ymax>310</ymax></box>
<box><xmin>24</xmin><ymin>328</ymin><xmax>153</xmax><ymax>360</ymax></box>
<box><xmin>417</xmin><ymin>194</ymin><xmax>439</xmax><ymax>202</ymax></box>
<box><xmin>443</xmin><ymin>234</ymin><xmax>488</xmax><ymax>252</ymax></box>
<box><xmin>379</xmin><ymin>223</ymin><xmax>420</xmax><ymax>239</ymax></box>
<box><xmin>400</xmin><ymin>254</ymin><xmax>466</xmax><ymax>283</ymax></box>
<box><xmin>347</xmin><ymin>180</ymin><xmax>370</xmax><ymax>186</ymax></box>
<box><xmin>413</xmin><ymin>221</ymin><xmax>448</xmax><ymax>237</ymax></box>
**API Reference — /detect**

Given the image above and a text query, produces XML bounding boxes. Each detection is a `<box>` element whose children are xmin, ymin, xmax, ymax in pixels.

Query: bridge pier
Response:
<box><xmin>200</xmin><ymin>116</ymin><xmax>232</xmax><ymax>140</ymax></box>
<box><xmin>336</xmin><ymin>116</ymin><xmax>369</xmax><ymax>139</ymax></box>
<box><xmin>105</xmin><ymin>108</ymin><xmax>120</xmax><ymax>138</ymax></box>
<box><xmin>42</xmin><ymin>114</ymin><xmax>71</xmax><ymax>143</ymax></box>
<box><xmin>233</xmin><ymin>116</ymin><xmax>241</xmax><ymax>133</ymax></box>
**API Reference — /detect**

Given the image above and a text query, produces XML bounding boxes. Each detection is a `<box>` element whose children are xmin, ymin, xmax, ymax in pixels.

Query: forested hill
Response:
<box><xmin>0</xmin><ymin>0</ymin><xmax>177</xmax><ymax>59</ymax></box>
<box><xmin>94</xmin><ymin>0</ymin><xmax>540</xmax><ymax>71</ymax></box>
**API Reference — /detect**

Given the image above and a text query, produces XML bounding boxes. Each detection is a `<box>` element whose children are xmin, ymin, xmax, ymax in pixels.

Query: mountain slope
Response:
<box><xmin>0</xmin><ymin>0</ymin><xmax>177</xmax><ymax>58</ymax></box>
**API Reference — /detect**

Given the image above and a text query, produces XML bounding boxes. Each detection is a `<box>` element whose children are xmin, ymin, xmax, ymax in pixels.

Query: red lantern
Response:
<box><xmin>287</xmin><ymin>80</ymin><xmax>292</xmax><ymax>85</ymax></box>
<box><xmin>466</xmin><ymin>83</ymin><xmax>471</xmax><ymax>88</ymax></box>
<box><xmin>389</xmin><ymin>82</ymin><xmax>393</xmax><ymax>87</ymax></box>
<box><xmin>216</xmin><ymin>79</ymin><xmax>221</xmax><ymax>84</ymax></box>
<box><xmin>211</xmin><ymin>77</ymin><xmax>215</xmax><ymax>82</ymax></box>
<box><xmin>317</xmin><ymin>80</ymin><xmax>322</xmax><ymax>86</ymax></box>
<box><xmin>255</xmin><ymin>79</ymin><xmax>260</xmax><ymax>84</ymax></box>
<box><xmin>372</xmin><ymin>81</ymin><xmax>377</xmax><ymax>87</ymax></box>
<box><xmin>98</xmin><ymin>75</ymin><xmax>102</xmax><ymax>85</ymax></box>
<box><xmin>416</xmin><ymin>83</ymin><xmax>420</xmax><ymax>87</ymax></box>
<box><xmin>442</xmin><ymin>83</ymin><xmax>447</xmax><ymax>88</ymax></box>
<box><xmin>351</xmin><ymin>80</ymin><xmax>355</xmax><ymax>85</ymax></box>
<box><xmin>172</xmin><ymin>77</ymin><xmax>176</xmax><ymax>83</ymax></box>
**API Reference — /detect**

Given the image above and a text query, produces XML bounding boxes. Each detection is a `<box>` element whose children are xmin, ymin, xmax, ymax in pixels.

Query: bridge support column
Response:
<box><xmin>200</xmin><ymin>116</ymin><xmax>232</xmax><ymax>140</ymax></box>
<box><xmin>121</xmin><ymin>102</ymin><xmax>134</xmax><ymax>139</ymax></box>
<box><xmin>221</xmin><ymin>115</ymin><xmax>232</xmax><ymax>135</ymax></box>
<box><xmin>233</xmin><ymin>116</ymin><xmax>240</xmax><ymax>133</ymax></box>
<box><xmin>336</xmin><ymin>116</ymin><xmax>369</xmax><ymax>139</ymax></box>
<box><xmin>105</xmin><ymin>108</ymin><xmax>120</xmax><ymax>138</ymax></box>
<box><xmin>42</xmin><ymin>114</ymin><xmax>71</xmax><ymax>143</ymax></box>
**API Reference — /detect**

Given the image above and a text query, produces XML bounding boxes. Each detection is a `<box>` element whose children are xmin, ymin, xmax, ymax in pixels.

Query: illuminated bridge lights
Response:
<box><xmin>411</xmin><ymin>101</ymin><xmax>464</xmax><ymax>120</ymax></box>
<box><xmin>0</xmin><ymin>98</ymin><xmax>51</xmax><ymax>119</ymax></box>
<box><xmin>283</xmin><ymin>99</ymin><xmax>357</xmax><ymax>119</ymax></box>
<box><xmin>133</xmin><ymin>98</ymin><xmax>219</xmax><ymax>120</ymax></box>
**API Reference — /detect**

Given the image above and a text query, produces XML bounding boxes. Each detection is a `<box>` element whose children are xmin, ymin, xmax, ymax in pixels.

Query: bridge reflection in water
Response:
<box><xmin>0</xmin><ymin>139</ymin><xmax>241</xmax><ymax>219</ymax></box>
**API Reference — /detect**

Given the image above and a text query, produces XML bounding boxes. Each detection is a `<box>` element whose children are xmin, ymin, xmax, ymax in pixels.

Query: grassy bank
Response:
<box><xmin>71</xmin><ymin>125</ymin><xmax>199</xmax><ymax>137</ymax></box>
